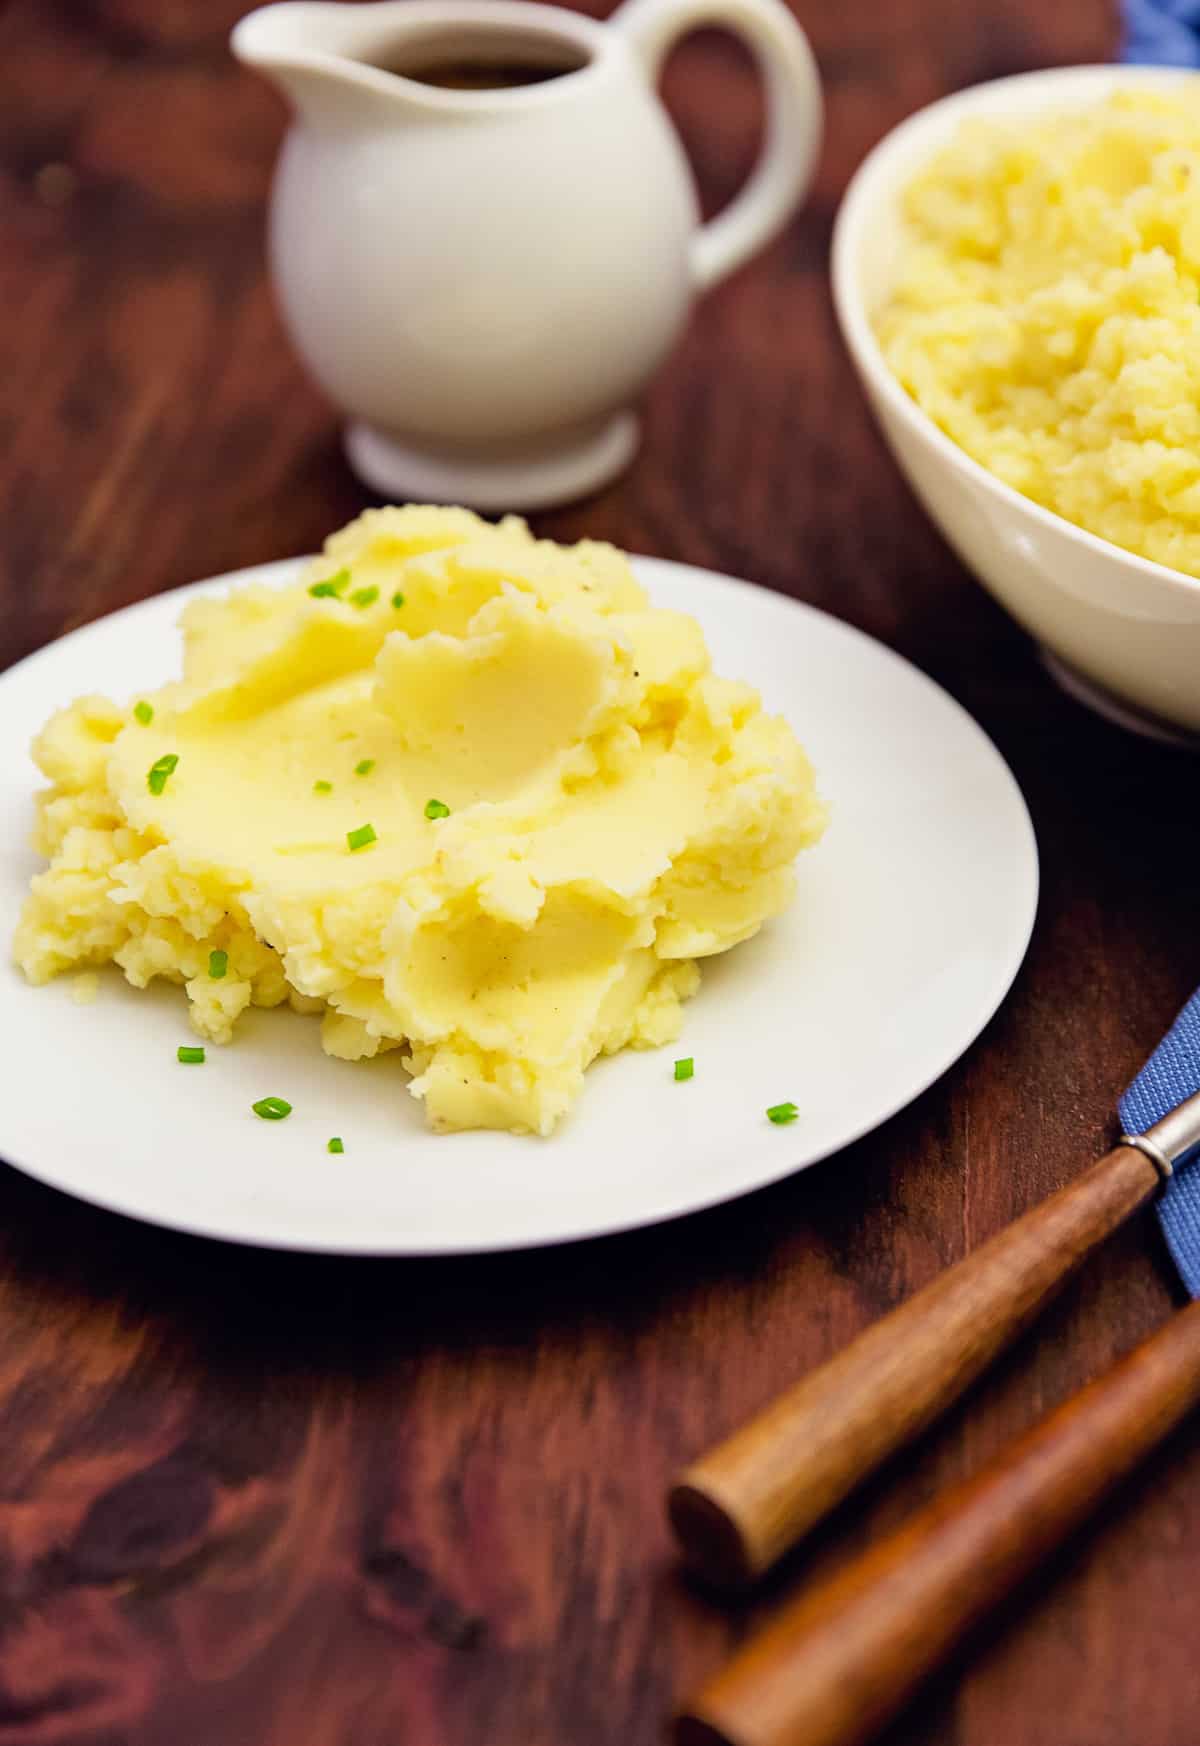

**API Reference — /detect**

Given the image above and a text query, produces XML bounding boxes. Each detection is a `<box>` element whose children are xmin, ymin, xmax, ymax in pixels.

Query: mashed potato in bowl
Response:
<box><xmin>13</xmin><ymin>508</ymin><xmax>826</xmax><ymax>1136</ymax></box>
<box><xmin>878</xmin><ymin>88</ymin><xmax>1200</xmax><ymax>578</ymax></box>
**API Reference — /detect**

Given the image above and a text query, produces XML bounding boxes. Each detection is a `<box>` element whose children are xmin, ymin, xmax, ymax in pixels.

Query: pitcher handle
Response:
<box><xmin>614</xmin><ymin>0</ymin><xmax>821</xmax><ymax>292</ymax></box>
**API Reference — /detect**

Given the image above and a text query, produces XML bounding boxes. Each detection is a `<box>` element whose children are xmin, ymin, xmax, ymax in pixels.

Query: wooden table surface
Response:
<box><xmin>8</xmin><ymin>1</ymin><xmax>1200</xmax><ymax>1743</ymax></box>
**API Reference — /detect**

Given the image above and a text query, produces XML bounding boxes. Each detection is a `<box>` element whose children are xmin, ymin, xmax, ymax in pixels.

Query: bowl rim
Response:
<box><xmin>831</xmin><ymin>61</ymin><xmax>1200</xmax><ymax>604</ymax></box>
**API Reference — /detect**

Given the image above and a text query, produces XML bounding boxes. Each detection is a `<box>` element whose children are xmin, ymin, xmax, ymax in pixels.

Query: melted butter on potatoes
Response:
<box><xmin>14</xmin><ymin>507</ymin><xmax>826</xmax><ymax>1135</ymax></box>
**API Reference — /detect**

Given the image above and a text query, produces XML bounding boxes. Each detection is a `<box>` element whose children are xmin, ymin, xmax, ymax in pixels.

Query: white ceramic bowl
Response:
<box><xmin>832</xmin><ymin>64</ymin><xmax>1200</xmax><ymax>742</ymax></box>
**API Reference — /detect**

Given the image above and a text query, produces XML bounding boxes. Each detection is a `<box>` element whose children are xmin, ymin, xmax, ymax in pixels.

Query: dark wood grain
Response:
<box><xmin>13</xmin><ymin>4</ymin><xmax>1200</xmax><ymax>1746</ymax></box>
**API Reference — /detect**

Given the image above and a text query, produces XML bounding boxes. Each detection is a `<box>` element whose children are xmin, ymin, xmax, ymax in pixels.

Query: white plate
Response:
<box><xmin>0</xmin><ymin>557</ymin><xmax>1037</xmax><ymax>1254</ymax></box>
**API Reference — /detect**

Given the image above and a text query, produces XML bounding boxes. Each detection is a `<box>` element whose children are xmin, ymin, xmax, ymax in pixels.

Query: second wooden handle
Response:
<box><xmin>669</xmin><ymin>1142</ymin><xmax>1160</xmax><ymax>1588</ymax></box>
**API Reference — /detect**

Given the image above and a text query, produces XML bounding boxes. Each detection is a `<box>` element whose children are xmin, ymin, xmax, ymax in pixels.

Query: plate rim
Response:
<box><xmin>0</xmin><ymin>554</ymin><xmax>1039</xmax><ymax>1254</ymax></box>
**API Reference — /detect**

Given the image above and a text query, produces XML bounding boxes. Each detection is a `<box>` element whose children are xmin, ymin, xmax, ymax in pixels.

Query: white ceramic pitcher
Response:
<box><xmin>233</xmin><ymin>0</ymin><xmax>821</xmax><ymax>510</ymax></box>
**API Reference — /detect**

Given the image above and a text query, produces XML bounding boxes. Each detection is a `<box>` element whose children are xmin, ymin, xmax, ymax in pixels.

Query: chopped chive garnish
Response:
<box><xmin>208</xmin><ymin>949</ymin><xmax>228</xmax><ymax>980</ymax></box>
<box><xmin>347</xmin><ymin>823</ymin><xmax>377</xmax><ymax>852</ymax></box>
<box><xmin>133</xmin><ymin>701</ymin><xmax>153</xmax><ymax>725</ymax></box>
<box><xmin>328</xmin><ymin>1136</ymin><xmax>345</xmax><ymax>1154</ymax></box>
<box><xmin>424</xmin><ymin>798</ymin><xmax>450</xmax><ymax>820</ymax></box>
<box><xmin>252</xmin><ymin>1096</ymin><xmax>292</xmax><ymax>1121</ymax></box>
<box><xmin>177</xmin><ymin>1045</ymin><xmax>205</xmax><ymax>1065</ymax></box>
<box><xmin>391</xmin><ymin>591</ymin><xmax>405</xmax><ymax>609</ymax></box>
<box><xmin>354</xmin><ymin>759</ymin><xmax>375</xmax><ymax>776</ymax></box>
<box><xmin>308</xmin><ymin>567</ymin><xmax>351</xmax><ymax>599</ymax></box>
<box><xmin>674</xmin><ymin>1057</ymin><xmax>694</xmax><ymax>1082</ymax></box>
<box><xmin>147</xmin><ymin>753</ymin><xmax>178</xmax><ymax>795</ymax></box>
<box><xmin>349</xmin><ymin>585</ymin><xmax>379</xmax><ymax>609</ymax></box>
<box><xmin>314</xmin><ymin>779</ymin><xmax>333</xmax><ymax>794</ymax></box>
<box><xmin>766</xmin><ymin>1101</ymin><xmax>799</xmax><ymax>1125</ymax></box>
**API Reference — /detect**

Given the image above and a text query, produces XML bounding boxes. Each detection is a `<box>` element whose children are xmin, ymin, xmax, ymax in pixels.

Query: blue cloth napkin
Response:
<box><xmin>1121</xmin><ymin>0</ymin><xmax>1200</xmax><ymax>65</ymax></box>
<box><xmin>1120</xmin><ymin>991</ymin><xmax>1200</xmax><ymax>1293</ymax></box>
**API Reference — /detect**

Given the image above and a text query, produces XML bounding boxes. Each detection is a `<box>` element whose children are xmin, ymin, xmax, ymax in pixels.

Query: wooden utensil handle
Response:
<box><xmin>669</xmin><ymin>1142</ymin><xmax>1160</xmax><ymax>1588</ymax></box>
<box><xmin>675</xmin><ymin>1296</ymin><xmax>1200</xmax><ymax>1746</ymax></box>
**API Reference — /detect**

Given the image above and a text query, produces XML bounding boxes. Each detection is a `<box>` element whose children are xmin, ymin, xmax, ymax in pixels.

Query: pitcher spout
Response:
<box><xmin>232</xmin><ymin>2</ymin><xmax>422</xmax><ymax>123</ymax></box>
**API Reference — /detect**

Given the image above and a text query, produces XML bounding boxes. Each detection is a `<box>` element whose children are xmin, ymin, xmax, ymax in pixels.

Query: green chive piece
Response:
<box><xmin>347</xmin><ymin>823</ymin><xmax>377</xmax><ymax>852</ymax></box>
<box><xmin>328</xmin><ymin>1136</ymin><xmax>345</xmax><ymax>1155</ymax></box>
<box><xmin>674</xmin><ymin>1057</ymin><xmax>694</xmax><ymax>1082</ymax></box>
<box><xmin>133</xmin><ymin>701</ymin><xmax>154</xmax><ymax>725</ymax></box>
<box><xmin>309</xmin><ymin>567</ymin><xmax>351</xmax><ymax>599</ymax></box>
<box><xmin>391</xmin><ymin>591</ymin><xmax>405</xmax><ymax>609</ymax></box>
<box><xmin>147</xmin><ymin>752</ymin><xmax>178</xmax><ymax>795</ymax></box>
<box><xmin>354</xmin><ymin>759</ymin><xmax>375</xmax><ymax>777</ymax></box>
<box><xmin>350</xmin><ymin>585</ymin><xmax>379</xmax><ymax>609</ymax></box>
<box><xmin>314</xmin><ymin>779</ymin><xmax>333</xmax><ymax>795</ymax></box>
<box><xmin>252</xmin><ymin>1096</ymin><xmax>292</xmax><ymax>1121</ymax></box>
<box><xmin>424</xmin><ymin>798</ymin><xmax>450</xmax><ymax>821</ymax></box>
<box><xmin>177</xmin><ymin>1045</ymin><xmax>206</xmax><ymax>1064</ymax></box>
<box><xmin>767</xmin><ymin>1101</ymin><xmax>799</xmax><ymax>1125</ymax></box>
<box><xmin>208</xmin><ymin>949</ymin><xmax>228</xmax><ymax>980</ymax></box>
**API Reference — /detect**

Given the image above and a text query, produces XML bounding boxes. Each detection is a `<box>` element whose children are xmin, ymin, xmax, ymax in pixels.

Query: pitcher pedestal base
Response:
<box><xmin>344</xmin><ymin>414</ymin><xmax>639</xmax><ymax>513</ymax></box>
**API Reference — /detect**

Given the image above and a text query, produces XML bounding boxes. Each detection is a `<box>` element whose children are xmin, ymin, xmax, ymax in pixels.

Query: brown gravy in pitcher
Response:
<box><xmin>397</xmin><ymin>58</ymin><xmax>576</xmax><ymax>88</ymax></box>
<box><xmin>369</xmin><ymin>31</ymin><xmax>588</xmax><ymax>89</ymax></box>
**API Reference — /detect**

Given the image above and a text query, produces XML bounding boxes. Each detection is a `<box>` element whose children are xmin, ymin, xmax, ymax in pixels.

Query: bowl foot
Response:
<box><xmin>344</xmin><ymin>413</ymin><xmax>639</xmax><ymax>514</ymax></box>
<box><xmin>1040</xmin><ymin>649</ymin><xmax>1200</xmax><ymax>750</ymax></box>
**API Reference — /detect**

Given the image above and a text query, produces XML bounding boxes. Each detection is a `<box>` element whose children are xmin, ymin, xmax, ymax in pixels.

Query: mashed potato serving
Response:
<box><xmin>14</xmin><ymin>508</ymin><xmax>825</xmax><ymax>1135</ymax></box>
<box><xmin>879</xmin><ymin>88</ymin><xmax>1200</xmax><ymax>576</ymax></box>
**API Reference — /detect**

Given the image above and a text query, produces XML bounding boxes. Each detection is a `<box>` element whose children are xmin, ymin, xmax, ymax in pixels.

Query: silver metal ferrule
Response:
<box><xmin>1120</xmin><ymin>1132</ymin><xmax>1174</xmax><ymax>1182</ymax></box>
<box><xmin>1123</xmin><ymin>1085</ymin><xmax>1200</xmax><ymax>1184</ymax></box>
